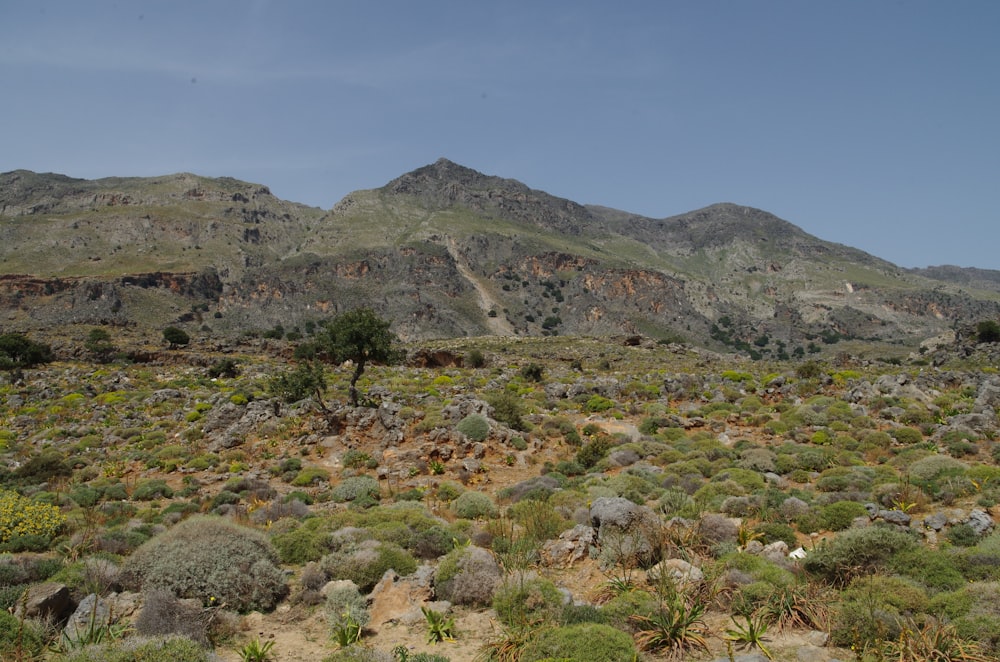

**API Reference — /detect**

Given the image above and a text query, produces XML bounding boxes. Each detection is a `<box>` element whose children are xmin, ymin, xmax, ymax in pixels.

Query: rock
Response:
<box><xmin>923</xmin><ymin>512</ymin><xmax>948</xmax><ymax>531</ymax></box>
<box><xmin>761</xmin><ymin>541</ymin><xmax>789</xmax><ymax>563</ymax></box>
<box><xmin>367</xmin><ymin>568</ymin><xmax>433</xmax><ymax>628</ymax></box>
<box><xmin>647</xmin><ymin>558</ymin><xmax>704</xmax><ymax>589</ymax></box>
<box><xmin>64</xmin><ymin>593</ymin><xmax>113</xmax><ymax>641</ymax></box>
<box><xmin>541</xmin><ymin>524</ymin><xmax>596</xmax><ymax>567</ymax></box>
<box><xmin>743</xmin><ymin>540</ymin><xmax>764</xmax><ymax>555</ymax></box>
<box><xmin>878</xmin><ymin>509</ymin><xmax>912</xmax><ymax>526</ymax></box>
<box><xmin>16</xmin><ymin>582</ymin><xmax>73</xmax><ymax>621</ymax></box>
<box><xmin>966</xmin><ymin>508</ymin><xmax>994</xmax><ymax>535</ymax></box>
<box><xmin>607</xmin><ymin>449</ymin><xmax>640</xmax><ymax>467</ymax></box>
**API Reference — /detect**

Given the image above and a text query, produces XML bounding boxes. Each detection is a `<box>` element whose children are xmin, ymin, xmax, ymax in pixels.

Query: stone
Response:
<box><xmin>16</xmin><ymin>582</ymin><xmax>73</xmax><ymax>621</ymax></box>
<box><xmin>64</xmin><ymin>593</ymin><xmax>113</xmax><ymax>641</ymax></box>
<box><xmin>541</xmin><ymin>524</ymin><xmax>596</xmax><ymax>567</ymax></box>
<box><xmin>966</xmin><ymin>508</ymin><xmax>994</xmax><ymax>536</ymax></box>
<box><xmin>878</xmin><ymin>509</ymin><xmax>912</xmax><ymax>526</ymax></box>
<box><xmin>647</xmin><ymin>558</ymin><xmax>704</xmax><ymax>589</ymax></box>
<box><xmin>923</xmin><ymin>512</ymin><xmax>948</xmax><ymax>531</ymax></box>
<box><xmin>367</xmin><ymin>568</ymin><xmax>433</xmax><ymax>628</ymax></box>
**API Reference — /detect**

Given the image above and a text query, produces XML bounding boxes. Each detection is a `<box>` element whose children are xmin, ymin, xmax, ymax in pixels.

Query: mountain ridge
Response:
<box><xmin>1</xmin><ymin>160</ymin><xmax>998</xmax><ymax>357</ymax></box>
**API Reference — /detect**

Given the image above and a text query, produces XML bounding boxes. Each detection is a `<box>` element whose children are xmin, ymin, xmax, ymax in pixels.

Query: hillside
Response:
<box><xmin>2</xmin><ymin>160</ymin><xmax>999</xmax><ymax>358</ymax></box>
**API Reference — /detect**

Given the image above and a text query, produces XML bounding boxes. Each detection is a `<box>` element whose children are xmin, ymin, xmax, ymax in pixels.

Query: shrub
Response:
<box><xmin>466</xmin><ymin>348</ymin><xmax>486</xmax><ymax>368</ymax></box>
<box><xmin>59</xmin><ymin>635</ymin><xmax>211</xmax><ymax>662</ymax></box>
<box><xmin>520</xmin><ymin>623</ymin><xmax>638</xmax><ymax>661</ymax></box>
<box><xmin>977</xmin><ymin>320</ymin><xmax>1000</xmax><ymax>343</ymax></box>
<box><xmin>0</xmin><ymin>610</ymin><xmax>46</xmax><ymax>659</ymax></box>
<box><xmin>804</xmin><ymin>525</ymin><xmax>918</xmax><ymax>586</ymax></box>
<box><xmin>434</xmin><ymin>545</ymin><xmax>501</xmax><ymax>607</ymax></box>
<box><xmin>321</xmin><ymin>541</ymin><xmax>417</xmax><ymax>593</ymax></box>
<box><xmin>272</xmin><ymin>519</ymin><xmax>332</xmax><ymax>564</ymax></box>
<box><xmin>487</xmin><ymin>390</ymin><xmax>527</xmax><ymax>431</ymax></box>
<box><xmin>331</xmin><ymin>476</ymin><xmax>380</xmax><ymax>503</ymax></box>
<box><xmin>132</xmin><ymin>479</ymin><xmax>173</xmax><ymax>501</ymax></box>
<box><xmin>292</xmin><ymin>465</ymin><xmax>332</xmax><ymax>487</ymax></box>
<box><xmin>134</xmin><ymin>588</ymin><xmax>209</xmax><ymax>646</ymax></box>
<box><xmin>831</xmin><ymin>575</ymin><xmax>929</xmax><ymax>649</ymax></box>
<box><xmin>163</xmin><ymin>326</ymin><xmax>190</xmax><ymax>347</ymax></box>
<box><xmin>456</xmin><ymin>414</ymin><xmax>490</xmax><ymax>441</ymax></box>
<box><xmin>325</xmin><ymin>581</ymin><xmax>370</xmax><ymax>631</ymax></box>
<box><xmin>492</xmin><ymin>576</ymin><xmax>565</xmax><ymax>627</ymax></box>
<box><xmin>0</xmin><ymin>489</ymin><xmax>65</xmax><ymax>548</ymax></box>
<box><xmin>452</xmin><ymin>492</ymin><xmax>498</xmax><ymax>520</ymax></box>
<box><xmin>698</xmin><ymin>513</ymin><xmax>738</xmax><ymax>545</ymax></box>
<box><xmin>121</xmin><ymin>516</ymin><xmax>288</xmax><ymax>612</ymax></box>
<box><xmin>577</xmin><ymin>437</ymin><xmax>611</xmax><ymax>469</ymax></box>
<box><xmin>819</xmin><ymin>500</ymin><xmax>868</xmax><ymax>531</ymax></box>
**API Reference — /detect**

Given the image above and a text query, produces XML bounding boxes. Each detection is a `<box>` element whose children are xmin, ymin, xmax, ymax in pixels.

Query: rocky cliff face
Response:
<box><xmin>2</xmin><ymin>161</ymin><xmax>998</xmax><ymax>355</ymax></box>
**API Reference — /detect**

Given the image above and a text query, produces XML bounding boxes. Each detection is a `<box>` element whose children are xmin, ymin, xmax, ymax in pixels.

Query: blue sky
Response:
<box><xmin>2</xmin><ymin>1</ymin><xmax>998</xmax><ymax>269</ymax></box>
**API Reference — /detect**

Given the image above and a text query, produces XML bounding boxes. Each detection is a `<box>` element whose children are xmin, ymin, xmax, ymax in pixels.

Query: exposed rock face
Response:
<box><xmin>5</xmin><ymin>161</ymin><xmax>999</xmax><ymax>348</ymax></box>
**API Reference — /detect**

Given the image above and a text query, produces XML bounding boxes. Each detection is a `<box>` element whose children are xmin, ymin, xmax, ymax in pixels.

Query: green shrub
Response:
<box><xmin>819</xmin><ymin>501</ymin><xmax>868</xmax><ymax>531</ymax></box>
<box><xmin>292</xmin><ymin>465</ymin><xmax>332</xmax><ymax>487</ymax></box>
<box><xmin>121</xmin><ymin>516</ymin><xmax>288</xmax><ymax>612</ymax></box>
<box><xmin>0</xmin><ymin>610</ymin><xmax>46</xmax><ymax>659</ymax></box>
<box><xmin>804</xmin><ymin>525</ymin><xmax>918</xmax><ymax>586</ymax></box>
<box><xmin>487</xmin><ymin>390</ymin><xmax>527</xmax><ymax>431</ymax></box>
<box><xmin>271</xmin><ymin>519</ymin><xmax>332</xmax><ymax>564</ymax></box>
<box><xmin>583</xmin><ymin>395</ymin><xmax>615</xmax><ymax>413</ymax></box>
<box><xmin>493</xmin><ymin>576</ymin><xmax>565</xmax><ymax>627</ymax></box>
<box><xmin>890</xmin><ymin>547</ymin><xmax>965</xmax><ymax>592</ymax></box>
<box><xmin>831</xmin><ymin>575</ymin><xmax>930</xmax><ymax>649</ymax></box>
<box><xmin>452</xmin><ymin>492</ymin><xmax>498</xmax><ymax>520</ymax></box>
<box><xmin>132</xmin><ymin>479</ymin><xmax>173</xmax><ymax>501</ymax></box>
<box><xmin>753</xmin><ymin>522</ymin><xmax>798</xmax><ymax>548</ymax></box>
<box><xmin>520</xmin><ymin>623</ymin><xmax>638</xmax><ymax>661</ymax></box>
<box><xmin>456</xmin><ymin>414</ymin><xmax>490</xmax><ymax>442</ymax></box>
<box><xmin>321</xmin><ymin>542</ymin><xmax>417</xmax><ymax>592</ymax></box>
<box><xmin>331</xmin><ymin>476</ymin><xmax>380</xmax><ymax>503</ymax></box>
<box><xmin>59</xmin><ymin>635</ymin><xmax>212</xmax><ymax>662</ymax></box>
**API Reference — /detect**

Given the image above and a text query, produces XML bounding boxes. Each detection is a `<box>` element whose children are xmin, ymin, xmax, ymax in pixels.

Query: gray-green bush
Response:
<box><xmin>121</xmin><ymin>516</ymin><xmax>288</xmax><ymax>612</ymax></box>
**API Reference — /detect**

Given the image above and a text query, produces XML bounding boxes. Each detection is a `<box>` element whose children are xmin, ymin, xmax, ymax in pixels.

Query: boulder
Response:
<box><xmin>647</xmin><ymin>558</ymin><xmax>704</xmax><ymax>589</ymax></box>
<box><xmin>16</xmin><ymin>582</ymin><xmax>73</xmax><ymax>621</ymax></box>
<box><xmin>367</xmin><ymin>566</ymin><xmax>434</xmax><ymax>628</ymax></box>
<box><xmin>966</xmin><ymin>508</ymin><xmax>994</xmax><ymax>536</ymax></box>
<box><xmin>541</xmin><ymin>524</ymin><xmax>596</xmax><ymax>567</ymax></box>
<box><xmin>64</xmin><ymin>593</ymin><xmax>113</xmax><ymax>641</ymax></box>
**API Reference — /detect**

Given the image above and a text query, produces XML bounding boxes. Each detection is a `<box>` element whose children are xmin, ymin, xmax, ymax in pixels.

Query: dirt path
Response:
<box><xmin>445</xmin><ymin>237</ymin><xmax>515</xmax><ymax>336</ymax></box>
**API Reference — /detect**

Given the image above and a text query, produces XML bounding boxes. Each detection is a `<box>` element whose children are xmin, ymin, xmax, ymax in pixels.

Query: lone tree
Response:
<box><xmin>84</xmin><ymin>328</ymin><xmax>117</xmax><ymax>363</ymax></box>
<box><xmin>162</xmin><ymin>326</ymin><xmax>190</xmax><ymax>348</ymax></box>
<box><xmin>313</xmin><ymin>308</ymin><xmax>400</xmax><ymax>406</ymax></box>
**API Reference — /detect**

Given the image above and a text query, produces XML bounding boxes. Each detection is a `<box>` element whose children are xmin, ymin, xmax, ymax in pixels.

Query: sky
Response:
<box><xmin>2</xmin><ymin>1</ymin><xmax>998</xmax><ymax>270</ymax></box>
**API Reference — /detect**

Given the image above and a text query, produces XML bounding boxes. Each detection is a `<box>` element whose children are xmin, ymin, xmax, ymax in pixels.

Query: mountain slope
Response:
<box><xmin>2</xmin><ymin>160</ymin><xmax>998</xmax><ymax>356</ymax></box>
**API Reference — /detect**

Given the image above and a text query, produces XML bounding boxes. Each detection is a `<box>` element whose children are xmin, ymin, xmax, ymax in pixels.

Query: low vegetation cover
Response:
<box><xmin>1</xmin><ymin>321</ymin><xmax>1000</xmax><ymax>660</ymax></box>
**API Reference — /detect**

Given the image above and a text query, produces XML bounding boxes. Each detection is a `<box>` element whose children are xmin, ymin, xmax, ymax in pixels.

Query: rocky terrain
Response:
<box><xmin>3</xmin><ymin>160</ymin><xmax>999</xmax><ymax>358</ymax></box>
<box><xmin>2</xmin><ymin>329</ymin><xmax>1000</xmax><ymax>661</ymax></box>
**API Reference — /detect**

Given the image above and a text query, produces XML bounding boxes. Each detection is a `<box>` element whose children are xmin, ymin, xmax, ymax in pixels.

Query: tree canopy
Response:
<box><xmin>0</xmin><ymin>333</ymin><xmax>54</xmax><ymax>372</ymax></box>
<box><xmin>312</xmin><ymin>308</ymin><xmax>400</xmax><ymax>406</ymax></box>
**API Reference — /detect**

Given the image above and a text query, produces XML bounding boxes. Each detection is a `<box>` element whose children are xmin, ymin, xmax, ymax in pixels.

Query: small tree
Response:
<box><xmin>84</xmin><ymin>327</ymin><xmax>117</xmax><ymax>362</ymax></box>
<box><xmin>163</xmin><ymin>326</ymin><xmax>190</xmax><ymax>348</ymax></box>
<box><xmin>313</xmin><ymin>308</ymin><xmax>400</xmax><ymax>406</ymax></box>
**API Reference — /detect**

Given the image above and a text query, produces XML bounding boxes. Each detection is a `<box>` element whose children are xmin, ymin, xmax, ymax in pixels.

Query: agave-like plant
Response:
<box><xmin>724</xmin><ymin>611</ymin><xmax>773</xmax><ymax>660</ymax></box>
<box><xmin>762</xmin><ymin>583</ymin><xmax>830</xmax><ymax>632</ymax></box>
<box><xmin>881</xmin><ymin>620</ymin><xmax>992</xmax><ymax>662</ymax></box>
<box><xmin>630</xmin><ymin>594</ymin><xmax>710</xmax><ymax>659</ymax></box>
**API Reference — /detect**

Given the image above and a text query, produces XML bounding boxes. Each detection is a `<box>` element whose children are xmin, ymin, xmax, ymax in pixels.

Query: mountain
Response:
<box><xmin>2</xmin><ymin>159</ymin><xmax>998</xmax><ymax>358</ymax></box>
